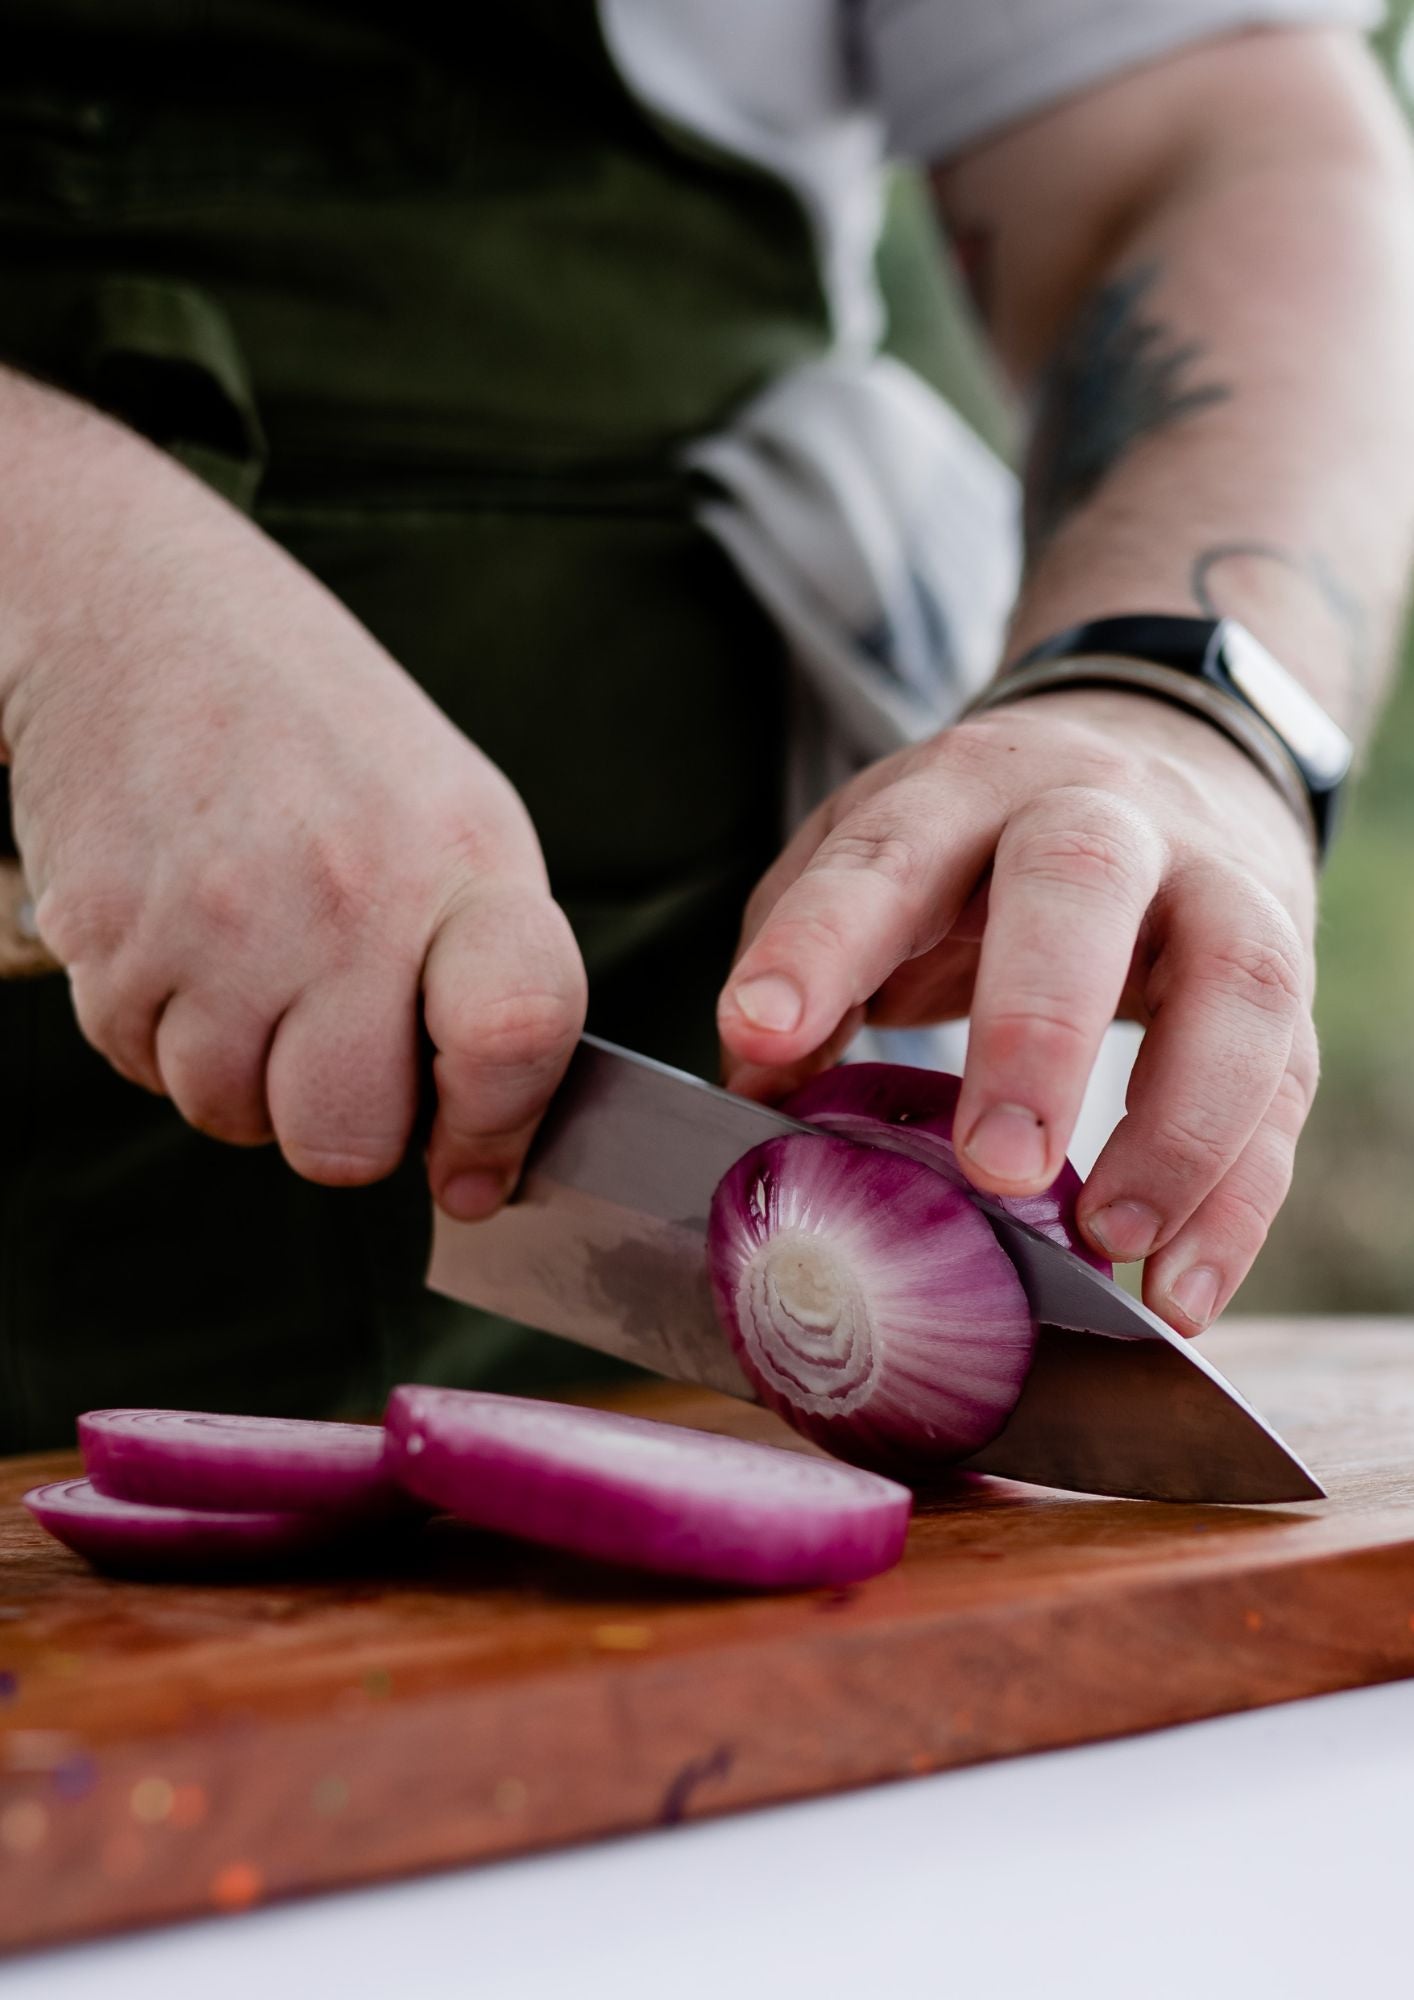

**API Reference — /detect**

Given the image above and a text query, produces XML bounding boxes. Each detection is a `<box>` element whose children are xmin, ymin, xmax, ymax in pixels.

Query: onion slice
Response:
<box><xmin>708</xmin><ymin>1132</ymin><xmax>1036</xmax><ymax>1476</ymax></box>
<box><xmin>784</xmin><ymin>1064</ymin><xmax>1111</xmax><ymax>1273</ymax></box>
<box><xmin>78</xmin><ymin>1408</ymin><xmax>406</xmax><ymax>1517</ymax></box>
<box><xmin>22</xmin><ymin>1477</ymin><xmax>355</xmax><ymax>1575</ymax></box>
<box><xmin>384</xmin><ymin>1387</ymin><xmax>911</xmax><ymax>1588</ymax></box>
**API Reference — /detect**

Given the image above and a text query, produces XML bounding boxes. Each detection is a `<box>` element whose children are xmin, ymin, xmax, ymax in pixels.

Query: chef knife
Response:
<box><xmin>427</xmin><ymin>1036</ymin><xmax>1323</xmax><ymax>1504</ymax></box>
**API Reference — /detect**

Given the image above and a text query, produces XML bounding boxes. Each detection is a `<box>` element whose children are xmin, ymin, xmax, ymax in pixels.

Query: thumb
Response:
<box><xmin>422</xmin><ymin>885</ymin><xmax>586</xmax><ymax>1221</ymax></box>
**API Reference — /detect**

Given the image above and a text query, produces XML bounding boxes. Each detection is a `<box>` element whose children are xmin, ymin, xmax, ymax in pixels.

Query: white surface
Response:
<box><xmin>12</xmin><ymin>1676</ymin><xmax>1414</xmax><ymax>1999</ymax></box>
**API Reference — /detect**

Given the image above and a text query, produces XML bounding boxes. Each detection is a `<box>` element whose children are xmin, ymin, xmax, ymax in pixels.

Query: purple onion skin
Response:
<box><xmin>385</xmin><ymin>1387</ymin><xmax>911</xmax><ymax>1590</ymax></box>
<box><xmin>783</xmin><ymin>1064</ymin><xmax>1112</xmax><ymax>1276</ymax></box>
<box><xmin>22</xmin><ymin>1477</ymin><xmax>354</xmax><ymax>1576</ymax></box>
<box><xmin>78</xmin><ymin>1409</ymin><xmax>411</xmax><ymax>1520</ymax></box>
<box><xmin>707</xmin><ymin>1133</ymin><xmax>1037</xmax><ymax>1481</ymax></box>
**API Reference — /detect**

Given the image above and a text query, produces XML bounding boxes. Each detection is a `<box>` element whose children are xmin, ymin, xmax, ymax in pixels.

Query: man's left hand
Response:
<box><xmin>718</xmin><ymin>688</ymin><xmax>1318</xmax><ymax>1337</ymax></box>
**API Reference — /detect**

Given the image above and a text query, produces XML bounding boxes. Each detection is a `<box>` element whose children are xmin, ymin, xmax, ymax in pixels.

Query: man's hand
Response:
<box><xmin>0</xmin><ymin>372</ymin><xmax>585</xmax><ymax>1220</ymax></box>
<box><xmin>718</xmin><ymin>25</ymin><xmax>1414</xmax><ymax>1340</ymax></box>
<box><xmin>718</xmin><ymin>689</ymin><xmax>1318</xmax><ymax>1337</ymax></box>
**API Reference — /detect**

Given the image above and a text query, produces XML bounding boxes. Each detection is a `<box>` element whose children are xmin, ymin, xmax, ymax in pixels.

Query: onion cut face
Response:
<box><xmin>783</xmin><ymin>1064</ymin><xmax>1111</xmax><ymax>1274</ymax></box>
<box><xmin>384</xmin><ymin>1387</ymin><xmax>911</xmax><ymax>1588</ymax></box>
<box><xmin>22</xmin><ymin>1477</ymin><xmax>355</xmax><ymax>1576</ymax></box>
<box><xmin>707</xmin><ymin>1133</ymin><xmax>1037</xmax><ymax>1477</ymax></box>
<box><xmin>78</xmin><ymin>1409</ymin><xmax>406</xmax><ymax>1518</ymax></box>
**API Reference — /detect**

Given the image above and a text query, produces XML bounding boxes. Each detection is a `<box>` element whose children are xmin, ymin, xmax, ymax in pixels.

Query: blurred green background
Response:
<box><xmin>1250</xmin><ymin>0</ymin><xmax>1414</xmax><ymax>1316</ymax></box>
<box><xmin>880</xmin><ymin>9</ymin><xmax>1414</xmax><ymax>1319</ymax></box>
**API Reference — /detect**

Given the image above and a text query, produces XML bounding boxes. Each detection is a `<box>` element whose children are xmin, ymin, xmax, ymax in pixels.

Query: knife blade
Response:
<box><xmin>427</xmin><ymin>1036</ymin><xmax>1323</xmax><ymax>1504</ymax></box>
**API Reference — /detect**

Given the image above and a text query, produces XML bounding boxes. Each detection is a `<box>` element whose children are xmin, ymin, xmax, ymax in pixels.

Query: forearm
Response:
<box><xmin>0</xmin><ymin>362</ymin><xmax>211</xmax><ymax>751</ymax></box>
<box><xmin>940</xmin><ymin>29</ymin><xmax>1414</xmax><ymax>748</ymax></box>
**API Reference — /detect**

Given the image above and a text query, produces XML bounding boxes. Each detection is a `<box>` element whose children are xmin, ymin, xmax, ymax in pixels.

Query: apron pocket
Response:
<box><xmin>76</xmin><ymin>272</ymin><xmax>269</xmax><ymax>511</ymax></box>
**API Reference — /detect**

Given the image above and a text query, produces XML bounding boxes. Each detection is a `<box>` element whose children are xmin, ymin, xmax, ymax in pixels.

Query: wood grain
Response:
<box><xmin>3</xmin><ymin>1319</ymin><xmax>1414</xmax><ymax>1954</ymax></box>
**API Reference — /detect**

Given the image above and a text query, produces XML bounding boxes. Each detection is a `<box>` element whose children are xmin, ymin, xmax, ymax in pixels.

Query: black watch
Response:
<box><xmin>962</xmin><ymin>614</ymin><xmax>1352</xmax><ymax>862</ymax></box>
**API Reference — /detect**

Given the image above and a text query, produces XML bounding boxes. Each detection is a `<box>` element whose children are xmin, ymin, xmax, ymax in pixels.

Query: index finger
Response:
<box><xmin>717</xmin><ymin>777</ymin><xmax>999</xmax><ymax>1080</ymax></box>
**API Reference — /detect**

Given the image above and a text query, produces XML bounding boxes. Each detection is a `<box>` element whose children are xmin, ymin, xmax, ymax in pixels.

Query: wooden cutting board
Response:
<box><xmin>4</xmin><ymin>1318</ymin><xmax>1414</xmax><ymax>1955</ymax></box>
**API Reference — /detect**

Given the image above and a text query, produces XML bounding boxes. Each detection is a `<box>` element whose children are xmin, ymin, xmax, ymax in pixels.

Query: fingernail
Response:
<box><xmin>962</xmin><ymin>1104</ymin><xmax>1048</xmax><ymax>1184</ymax></box>
<box><xmin>1169</xmin><ymin>1264</ymin><xmax>1221</xmax><ymax>1331</ymax></box>
<box><xmin>1088</xmin><ymin>1199</ymin><xmax>1162</xmax><ymax>1262</ymax></box>
<box><xmin>439</xmin><ymin>1170</ymin><xmax>508</xmax><ymax>1222</ymax></box>
<box><xmin>730</xmin><ymin>974</ymin><xmax>804</xmax><ymax>1035</ymax></box>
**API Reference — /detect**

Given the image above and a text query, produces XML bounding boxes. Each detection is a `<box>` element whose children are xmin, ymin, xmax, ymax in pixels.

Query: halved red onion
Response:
<box><xmin>78</xmin><ymin>1409</ymin><xmax>406</xmax><ymax>1517</ymax></box>
<box><xmin>784</xmin><ymin>1064</ymin><xmax>1111</xmax><ymax>1274</ymax></box>
<box><xmin>22</xmin><ymin>1477</ymin><xmax>354</xmax><ymax>1575</ymax></box>
<box><xmin>384</xmin><ymin>1387</ymin><xmax>911</xmax><ymax>1588</ymax></box>
<box><xmin>707</xmin><ymin>1132</ymin><xmax>1036</xmax><ymax>1476</ymax></box>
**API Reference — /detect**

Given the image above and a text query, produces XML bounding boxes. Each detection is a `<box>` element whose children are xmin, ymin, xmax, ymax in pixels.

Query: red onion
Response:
<box><xmin>78</xmin><ymin>1409</ymin><xmax>406</xmax><ymax>1518</ymax></box>
<box><xmin>384</xmin><ymin>1386</ymin><xmax>911</xmax><ymax>1588</ymax></box>
<box><xmin>22</xmin><ymin>1477</ymin><xmax>355</xmax><ymax>1575</ymax></box>
<box><xmin>707</xmin><ymin>1132</ymin><xmax>1036</xmax><ymax>1476</ymax></box>
<box><xmin>784</xmin><ymin>1064</ymin><xmax>1111</xmax><ymax>1273</ymax></box>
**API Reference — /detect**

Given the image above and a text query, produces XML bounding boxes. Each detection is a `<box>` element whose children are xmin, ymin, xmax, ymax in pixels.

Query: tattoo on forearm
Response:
<box><xmin>1025</xmin><ymin>262</ymin><xmax>1230</xmax><ymax>558</ymax></box>
<box><xmin>1192</xmin><ymin>541</ymin><xmax>1371</xmax><ymax>691</ymax></box>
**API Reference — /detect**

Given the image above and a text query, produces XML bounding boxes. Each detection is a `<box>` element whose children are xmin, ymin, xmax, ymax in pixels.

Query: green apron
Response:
<box><xmin>0</xmin><ymin>0</ymin><xmax>827</xmax><ymax>1449</ymax></box>
<box><xmin>0</xmin><ymin>2</ymin><xmax>997</xmax><ymax>1450</ymax></box>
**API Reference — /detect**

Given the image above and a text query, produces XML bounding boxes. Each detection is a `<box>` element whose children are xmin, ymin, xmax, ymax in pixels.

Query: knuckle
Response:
<box><xmin>455</xmin><ymin>985</ymin><xmax>585</xmax><ymax>1074</ymax></box>
<box><xmin>1211</xmin><ymin>1175</ymin><xmax>1285</xmax><ymax>1254</ymax></box>
<box><xmin>1005</xmin><ymin>798</ymin><xmax>1145</xmax><ymax>900</ymax></box>
<box><xmin>1146</xmin><ymin>1107</ymin><xmax>1233</xmax><ymax>1187</ymax></box>
<box><xmin>1270</xmin><ymin>1045</ymin><xmax>1319</xmax><ymax>1131</ymax></box>
<box><xmin>301</xmin><ymin>827</ymin><xmax>382</xmax><ymax>938</ymax></box>
<box><xmin>822</xmin><ymin>822</ymin><xmax>924</xmax><ymax>898</ymax></box>
<box><xmin>34</xmin><ymin>881</ymin><xmax>131</xmax><ymax>966</ymax></box>
<box><xmin>189</xmin><ymin>855</ymin><xmax>263</xmax><ymax>944</ymax></box>
<box><xmin>978</xmin><ymin>1003</ymin><xmax>1095</xmax><ymax>1067</ymax></box>
<box><xmin>753</xmin><ymin>903</ymin><xmax>855</xmax><ymax>973</ymax></box>
<box><xmin>1201</xmin><ymin>933</ymin><xmax>1304</xmax><ymax>1019</ymax></box>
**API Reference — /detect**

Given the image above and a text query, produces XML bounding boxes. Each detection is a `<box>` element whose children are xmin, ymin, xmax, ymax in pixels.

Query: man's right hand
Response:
<box><xmin>0</xmin><ymin>371</ymin><xmax>586</xmax><ymax>1220</ymax></box>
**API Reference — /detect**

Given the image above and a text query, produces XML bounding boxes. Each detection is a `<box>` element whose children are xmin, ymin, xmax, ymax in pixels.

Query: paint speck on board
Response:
<box><xmin>362</xmin><ymin>1668</ymin><xmax>393</xmax><ymax>1698</ymax></box>
<box><xmin>1244</xmin><ymin>1609</ymin><xmax>1265</xmax><ymax>1633</ymax></box>
<box><xmin>131</xmin><ymin>1777</ymin><xmax>175</xmax><ymax>1824</ymax></box>
<box><xmin>0</xmin><ymin>1669</ymin><xmax>17</xmax><ymax>1702</ymax></box>
<box><xmin>312</xmin><ymin>1776</ymin><xmax>349</xmax><ymax>1816</ymax></box>
<box><xmin>211</xmin><ymin>1862</ymin><xmax>264</xmax><ymax>1912</ymax></box>
<box><xmin>592</xmin><ymin>1624</ymin><xmax>653</xmax><ymax>1652</ymax></box>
